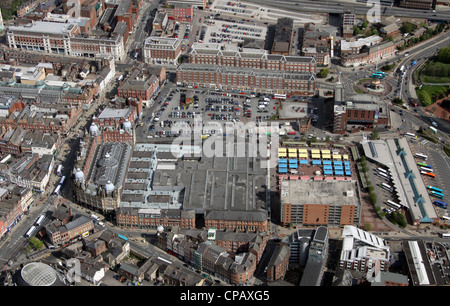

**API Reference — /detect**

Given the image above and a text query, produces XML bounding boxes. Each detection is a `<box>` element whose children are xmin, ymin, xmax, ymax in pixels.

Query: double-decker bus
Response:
<box><xmin>427</xmin><ymin>186</ymin><xmax>443</xmax><ymax>193</ymax></box>
<box><xmin>430</xmin><ymin>190</ymin><xmax>445</xmax><ymax>199</ymax></box>
<box><xmin>386</xmin><ymin>200</ymin><xmax>401</xmax><ymax>210</ymax></box>
<box><xmin>415</xmin><ymin>153</ymin><xmax>428</xmax><ymax>160</ymax></box>
<box><xmin>433</xmin><ymin>200</ymin><xmax>448</xmax><ymax>209</ymax></box>
<box><xmin>429</xmin><ymin>126</ymin><xmax>438</xmax><ymax>133</ymax></box>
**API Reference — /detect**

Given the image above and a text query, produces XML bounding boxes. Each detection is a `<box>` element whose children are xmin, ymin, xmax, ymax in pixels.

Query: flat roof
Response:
<box><xmin>362</xmin><ymin>138</ymin><xmax>438</xmax><ymax>222</ymax></box>
<box><xmin>124</xmin><ymin>142</ymin><xmax>270</xmax><ymax>215</ymax></box>
<box><xmin>281</xmin><ymin>179</ymin><xmax>360</xmax><ymax>207</ymax></box>
<box><xmin>8</xmin><ymin>21</ymin><xmax>76</xmax><ymax>35</ymax></box>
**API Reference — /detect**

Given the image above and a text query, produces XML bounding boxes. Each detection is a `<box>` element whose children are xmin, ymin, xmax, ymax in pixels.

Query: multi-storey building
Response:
<box><xmin>339</xmin><ymin>225</ymin><xmax>390</xmax><ymax>273</ymax></box>
<box><xmin>271</xmin><ymin>17</ymin><xmax>293</xmax><ymax>55</ymax></box>
<box><xmin>280</xmin><ymin>179</ymin><xmax>362</xmax><ymax>228</ymax></box>
<box><xmin>1</xmin><ymin>153</ymin><xmax>54</xmax><ymax>193</ymax></box>
<box><xmin>177</xmin><ymin>64</ymin><xmax>316</xmax><ymax>96</ymax></box>
<box><xmin>0</xmin><ymin>185</ymin><xmax>33</xmax><ymax>239</ymax></box>
<box><xmin>301</xmin><ymin>23</ymin><xmax>331</xmax><ymax>65</ymax></box>
<box><xmin>265</xmin><ymin>242</ymin><xmax>291</xmax><ymax>283</ymax></box>
<box><xmin>45</xmin><ymin>216</ymin><xmax>95</xmax><ymax>246</ymax></box>
<box><xmin>166</xmin><ymin>0</ymin><xmax>207</xmax><ymax>8</ymax></box>
<box><xmin>398</xmin><ymin>0</ymin><xmax>435</xmax><ymax>9</ymax></box>
<box><xmin>143</xmin><ymin>36</ymin><xmax>182</xmax><ymax>66</ymax></box>
<box><xmin>72</xmin><ymin>123</ymin><xmax>133</xmax><ymax>213</ymax></box>
<box><xmin>118</xmin><ymin>71</ymin><xmax>160</xmax><ymax>101</ymax></box>
<box><xmin>340</xmin><ymin>36</ymin><xmax>396</xmax><ymax>67</ymax></box>
<box><xmin>189</xmin><ymin>43</ymin><xmax>317</xmax><ymax>73</ymax></box>
<box><xmin>173</xmin><ymin>3</ymin><xmax>194</xmax><ymax>22</ymax></box>
<box><xmin>299</xmin><ymin>226</ymin><xmax>329</xmax><ymax>286</ymax></box>
<box><xmin>204</xmin><ymin>210</ymin><xmax>269</xmax><ymax>233</ymax></box>
<box><xmin>158</xmin><ymin>227</ymin><xmax>259</xmax><ymax>285</ymax></box>
<box><xmin>16</xmin><ymin>0</ymin><xmax>39</xmax><ymax>18</ymax></box>
<box><xmin>116</xmin><ymin>207</ymin><xmax>196</xmax><ymax>229</ymax></box>
<box><xmin>7</xmin><ymin>20</ymin><xmax>125</xmax><ymax>60</ymax></box>
<box><xmin>0</xmin><ymin>127</ymin><xmax>27</xmax><ymax>155</ymax></box>
<box><xmin>332</xmin><ymin>84</ymin><xmax>390</xmax><ymax>134</ymax></box>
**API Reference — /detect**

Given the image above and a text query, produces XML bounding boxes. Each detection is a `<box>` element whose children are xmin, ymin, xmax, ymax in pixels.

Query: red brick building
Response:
<box><xmin>177</xmin><ymin>63</ymin><xmax>316</xmax><ymax>96</ymax></box>
<box><xmin>189</xmin><ymin>44</ymin><xmax>317</xmax><ymax>73</ymax></box>
<box><xmin>116</xmin><ymin>207</ymin><xmax>196</xmax><ymax>229</ymax></box>
<box><xmin>204</xmin><ymin>210</ymin><xmax>269</xmax><ymax>233</ymax></box>
<box><xmin>118</xmin><ymin>70</ymin><xmax>160</xmax><ymax>101</ymax></box>
<box><xmin>0</xmin><ymin>127</ymin><xmax>27</xmax><ymax>155</ymax></box>
<box><xmin>173</xmin><ymin>3</ymin><xmax>194</xmax><ymax>22</ymax></box>
<box><xmin>143</xmin><ymin>36</ymin><xmax>182</xmax><ymax>66</ymax></box>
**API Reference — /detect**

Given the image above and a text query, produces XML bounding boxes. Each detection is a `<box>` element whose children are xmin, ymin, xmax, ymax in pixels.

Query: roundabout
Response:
<box><xmin>354</xmin><ymin>77</ymin><xmax>393</xmax><ymax>96</ymax></box>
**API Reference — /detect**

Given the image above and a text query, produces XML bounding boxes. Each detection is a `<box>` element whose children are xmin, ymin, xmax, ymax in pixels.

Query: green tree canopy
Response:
<box><xmin>437</xmin><ymin>46</ymin><xmax>450</xmax><ymax>64</ymax></box>
<box><xmin>400</xmin><ymin>22</ymin><xmax>416</xmax><ymax>34</ymax></box>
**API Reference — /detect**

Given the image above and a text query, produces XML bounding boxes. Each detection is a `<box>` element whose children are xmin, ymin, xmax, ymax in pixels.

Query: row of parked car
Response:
<box><xmin>113</xmin><ymin>274</ymin><xmax>141</xmax><ymax>286</ymax></box>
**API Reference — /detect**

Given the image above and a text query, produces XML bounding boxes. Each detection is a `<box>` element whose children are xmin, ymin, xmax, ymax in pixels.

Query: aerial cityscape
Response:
<box><xmin>0</xmin><ymin>0</ymin><xmax>449</xmax><ymax>290</ymax></box>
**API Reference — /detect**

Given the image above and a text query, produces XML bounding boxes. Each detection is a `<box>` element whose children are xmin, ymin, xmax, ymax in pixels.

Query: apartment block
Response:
<box><xmin>339</xmin><ymin>225</ymin><xmax>390</xmax><ymax>273</ymax></box>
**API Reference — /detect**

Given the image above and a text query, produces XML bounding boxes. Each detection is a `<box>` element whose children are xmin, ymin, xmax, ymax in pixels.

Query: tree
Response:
<box><xmin>317</xmin><ymin>68</ymin><xmax>330</xmax><ymax>78</ymax></box>
<box><xmin>437</xmin><ymin>46</ymin><xmax>450</xmax><ymax>64</ymax></box>
<box><xmin>362</xmin><ymin>20</ymin><xmax>369</xmax><ymax>29</ymax></box>
<box><xmin>370</xmin><ymin>128</ymin><xmax>379</xmax><ymax>140</ymax></box>
<box><xmin>400</xmin><ymin>22</ymin><xmax>416</xmax><ymax>34</ymax></box>
<box><xmin>353</xmin><ymin>27</ymin><xmax>361</xmax><ymax>36</ymax></box>
<box><xmin>369</xmin><ymin>191</ymin><xmax>377</xmax><ymax>205</ymax></box>
<box><xmin>29</xmin><ymin>237</ymin><xmax>44</xmax><ymax>250</ymax></box>
<box><xmin>392</xmin><ymin>97</ymin><xmax>404</xmax><ymax>105</ymax></box>
<box><xmin>364</xmin><ymin>223</ymin><xmax>372</xmax><ymax>231</ymax></box>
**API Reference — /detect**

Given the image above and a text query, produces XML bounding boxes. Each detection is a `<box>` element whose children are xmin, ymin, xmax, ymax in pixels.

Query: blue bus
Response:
<box><xmin>427</xmin><ymin>186</ymin><xmax>443</xmax><ymax>193</ymax></box>
<box><xmin>430</xmin><ymin>191</ymin><xmax>445</xmax><ymax>199</ymax></box>
<box><xmin>434</xmin><ymin>200</ymin><xmax>448</xmax><ymax>209</ymax></box>
<box><xmin>372</xmin><ymin>71</ymin><xmax>386</xmax><ymax>79</ymax></box>
<box><xmin>118</xmin><ymin>234</ymin><xmax>129</xmax><ymax>241</ymax></box>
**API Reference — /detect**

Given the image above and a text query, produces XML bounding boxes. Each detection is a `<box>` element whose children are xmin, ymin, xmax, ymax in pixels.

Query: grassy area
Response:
<box><xmin>421</xmin><ymin>74</ymin><xmax>450</xmax><ymax>84</ymax></box>
<box><xmin>357</xmin><ymin>78</ymin><xmax>372</xmax><ymax>85</ymax></box>
<box><xmin>418</xmin><ymin>128</ymin><xmax>439</xmax><ymax>143</ymax></box>
<box><xmin>416</xmin><ymin>85</ymin><xmax>450</xmax><ymax>106</ymax></box>
<box><xmin>444</xmin><ymin>145</ymin><xmax>450</xmax><ymax>158</ymax></box>
<box><xmin>0</xmin><ymin>0</ymin><xmax>23</xmax><ymax>20</ymax></box>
